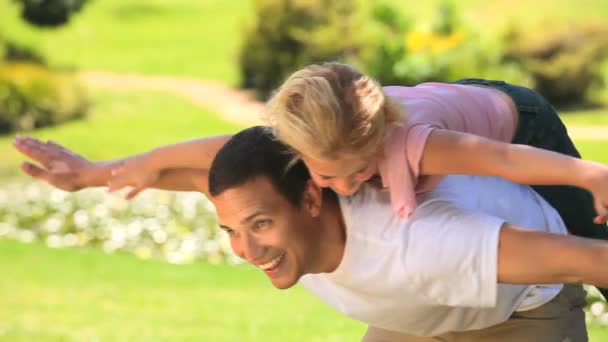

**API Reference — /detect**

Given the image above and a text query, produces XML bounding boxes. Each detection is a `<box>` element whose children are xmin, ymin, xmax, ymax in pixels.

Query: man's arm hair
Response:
<box><xmin>497</xmin><ymin>223</ymin><xmax>607</xmax><ymax>286</ymax></box>
<box><xmin>154</xmin><ymin>168</ymin><xmax>210</xmax><ymax>197</ymax></box>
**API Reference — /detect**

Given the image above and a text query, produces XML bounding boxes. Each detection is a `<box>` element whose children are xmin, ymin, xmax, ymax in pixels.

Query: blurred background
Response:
<box><xmin>0</xmin><ymin>0</ymin><xmax>607</xmax><ymax>340</ymax></box>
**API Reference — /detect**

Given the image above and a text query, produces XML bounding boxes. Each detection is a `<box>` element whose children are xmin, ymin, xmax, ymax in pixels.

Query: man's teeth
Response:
<box><xmin>258</xmin><ymin>254</ymin><xmax>284</xmax><ymax>270</ymax></box>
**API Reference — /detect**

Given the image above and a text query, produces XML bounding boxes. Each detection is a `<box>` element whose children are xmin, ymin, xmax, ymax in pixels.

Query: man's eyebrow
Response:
<box><xmin>241</xmin><ymin>211</ymin><xmax>264</xmax><ymax>225</ymax></box>
<box><xmin>219</xmin><ymin>212</ymin><xmax>266</xmax><ymax>231</ymax></box>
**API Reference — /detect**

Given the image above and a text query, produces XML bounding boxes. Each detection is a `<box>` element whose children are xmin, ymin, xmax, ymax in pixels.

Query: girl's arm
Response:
<box><xmin>419</xmin><ymin>129</ymin><xmax>608</xmax><ymax>222</ymax></box>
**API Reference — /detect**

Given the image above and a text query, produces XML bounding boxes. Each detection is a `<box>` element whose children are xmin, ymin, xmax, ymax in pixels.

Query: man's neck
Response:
<box><xmin>316</xmin><ymin>194</ymin><xmax>347</xmax><ymax>273</ymax></box>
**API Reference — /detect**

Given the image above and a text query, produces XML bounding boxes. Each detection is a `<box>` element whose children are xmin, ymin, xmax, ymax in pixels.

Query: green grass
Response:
<box><xmin>573</xmin><ymin>140</ymin><xmax>608</xmax><ymax>164</ymax></box>
<box><xmin>0</xmin><ymin>0</ymin><xmax>252</xmax><ymax>84</ymax></box>
<box><xmin>562</xmin><ymin>108</ymin><xmax>608</xmax><ymax>126</ymax></box>
<box><xmin>0</xmin><ymin>238</ymin><xmax>365</xmax><ymax>341</ymax></box>
<box><xmin>2</xmin><ymin>238</ymin><xmax>608</xmax><ymax>341</ymax></box>
<box><xmin>0</xmin><ymin>89</ymin><xmax>244</xmax><ymax>178</ymax></box>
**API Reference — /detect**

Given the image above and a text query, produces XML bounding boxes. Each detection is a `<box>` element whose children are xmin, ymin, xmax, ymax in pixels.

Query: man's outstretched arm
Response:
<box><xmin>498</xmin><ymin>223</ymin><xmax>608</xmax><ymax>286</ymax></box>
<box><xmin>13</xmin><ymin>135</ymin><xmax>211</xmax><ymax>197</ymax></box>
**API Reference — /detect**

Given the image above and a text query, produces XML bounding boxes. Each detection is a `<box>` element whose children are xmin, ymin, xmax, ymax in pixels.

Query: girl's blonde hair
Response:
<box><xmin>264</xmin><ymin>62</ymin><xmax>404</xmax><ymax>161</ymax></box>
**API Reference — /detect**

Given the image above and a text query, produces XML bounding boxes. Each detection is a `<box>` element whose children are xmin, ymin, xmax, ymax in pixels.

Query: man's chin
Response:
<box><xmin>268</xmin><ymin>276</ymin><xmax>298</xmax><ymax>290</ymax></box>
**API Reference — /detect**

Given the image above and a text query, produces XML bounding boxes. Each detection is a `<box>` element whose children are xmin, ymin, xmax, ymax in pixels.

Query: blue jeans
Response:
<box><xmin>454</xmin><ymin>78</ymin><xmax>608</xmax><ymax>298</ymax></box>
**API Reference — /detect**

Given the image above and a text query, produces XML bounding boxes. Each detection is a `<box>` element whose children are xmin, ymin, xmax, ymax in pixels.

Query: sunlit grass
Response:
<box><xmin>0</xmin><ymin>239</ymin><xmax>365</xmax><ymax>341</ymax></box>
<box><xmin>0</xmin><ymin>0</ymin><xmax>252</xmax><ymax>84</ymax></box>
<box><xmin>573</xmin><ymin>140</ymin><xmax>608</xmax><ymax>164</ymax></box>
<box><xmin>562</xmin><ymin>108</ymin><xmax>608</xmax><ymax>126</ymax></box>
<box><xmin>2</xmin><ymin>239</ymin><xmax>608</xmax><ymax>341</ymax></box>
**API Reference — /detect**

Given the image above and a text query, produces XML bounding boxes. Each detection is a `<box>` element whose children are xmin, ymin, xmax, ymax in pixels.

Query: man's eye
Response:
<box><xmin>255</xmin><ymin>220</ymin><xmax>271</xmax><ymax>229</ymax></box>
<box><xmin>221</xmin><ymin>227</ymin><xmax>235</xmax><ymax>236</ymax></box>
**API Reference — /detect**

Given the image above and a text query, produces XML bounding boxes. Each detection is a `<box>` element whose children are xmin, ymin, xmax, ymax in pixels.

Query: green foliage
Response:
<box><xmin>16</xmin><ymin>0</ymin><xmax>89</xmax><ymax>27</ymax></box>
<box><xmin>238</xmin><ymin>0</ymin><xmax>365</xmax><ymax>99</ymax></box>
<box><xmin>0</xmin><ymin>62</ymin><xmax>88</xmax><ymax>134</ymax></box>
<box><xmin>2</xmin><ymin>38</ymin><xmax>46</xmax><ymax>64</ymax></box>
<box><xmin>361</xmin><ymin>1</ymin><xmax>529</xmax><ymax>86</ymax></box>
<box><xmin>503</xmin><ymin>24</ymin><xmax>608</xmax><ymax>105</ymax></box>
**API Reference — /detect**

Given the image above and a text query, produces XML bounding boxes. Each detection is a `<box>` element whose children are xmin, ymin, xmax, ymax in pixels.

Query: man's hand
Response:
<box><xmin>13</xmin><ymin>135</ymin><xmax>95</xmax><ymax>191</ymax></box>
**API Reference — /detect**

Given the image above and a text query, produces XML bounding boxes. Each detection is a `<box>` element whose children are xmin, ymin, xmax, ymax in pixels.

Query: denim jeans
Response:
<box><xmin>453</xmin><ymin>78</ymin><xmax>608</xmax><ymax>299</ymax></box>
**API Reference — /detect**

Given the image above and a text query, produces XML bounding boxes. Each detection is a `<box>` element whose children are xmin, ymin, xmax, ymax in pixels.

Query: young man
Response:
<box><xmin>14</xmin><ymin>127</ymin><xmax>608</xmax><ymax>341</ymax></box>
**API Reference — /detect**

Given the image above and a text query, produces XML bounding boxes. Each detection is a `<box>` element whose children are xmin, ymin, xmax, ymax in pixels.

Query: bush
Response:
<box><xmin>503</xmin><ymin>24</ymin><xmax>608</xmax><ymax>105</ymax></box>
<box><xmin>16</xmin><ymin>0</ymin><xmax>89</xmax><ymax>27</ymax></box>
<box><xmin>239</xmin><ymin>0</ymin><xmax>365</xmax><ymax>99</ymax></box>
<box><xmin>0</xmin><ymin>62</ymin><xmax>88</xmax><ymax>133</ymax></box>
<box><xmin>360</xmin><ymin>1</ymin><xmax>529</xmax><ymax>87</ymax></box>
<box><xmin>2</xmin><ymin>39</ymin><xmax>46</xmax><ymax>65</ymax></box>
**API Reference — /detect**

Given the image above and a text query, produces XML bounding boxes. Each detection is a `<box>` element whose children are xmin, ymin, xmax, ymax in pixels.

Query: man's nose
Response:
<box><xmin>238</xmin><ymin>232</ymin><xmax>264</xmax><ymax>262</ymax></box>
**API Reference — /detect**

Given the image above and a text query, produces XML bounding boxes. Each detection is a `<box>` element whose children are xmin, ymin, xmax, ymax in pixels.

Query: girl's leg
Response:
<box><xmin>454</xmin><ymin>78</ymin><xmax>608</xmax><ymax>299</ymax></box>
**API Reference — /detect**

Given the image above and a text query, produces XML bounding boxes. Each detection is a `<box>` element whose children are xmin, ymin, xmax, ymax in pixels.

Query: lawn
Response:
<box><xmin>2</xmin><ymin>238</ymin><xmax>608</xmax><ymax>341</ymax></box>
<box><xmin>1</xmin><ymin>1</ymin><xmax>608</xmax><ymax>340</ymax></box>
<box><xmin>562</xmin><ymin>108</ymin><xmax>608</xmax><ymax>126</ymax></box>
<box><xmin>0</xmin><ymin>239</ymin><xmax>365</xmax><ymax>341</ymax></box>
<box><xmin>0</xmin><ymin>0</ymin><xmax>252</xmax><ymax>84</ymax></box>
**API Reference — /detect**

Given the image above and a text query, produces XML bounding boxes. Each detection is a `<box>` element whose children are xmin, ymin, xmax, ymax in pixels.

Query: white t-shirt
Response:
<box><xmin>298</xmin><ymin>175</ymin><xmax>567</xmax><ymax>337</ymax></box>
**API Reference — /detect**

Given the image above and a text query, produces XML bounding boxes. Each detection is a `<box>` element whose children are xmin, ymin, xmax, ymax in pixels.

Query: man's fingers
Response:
<box><xmin>107</xmin><ymin>175</ymin><xmax>131</xmax><ymax>192</ymax></box>
<box><xmin>20</xmin><ymin>162</ymin><xmax>50</xmax><ymax>181</ymax></box>
<box><xmin>13</xmin><ymin>136</ymin><xmax>53</xmax><ymax>167</ymax></box>
<box><xmin>47</xmin><ymin>139</ymin><xmax>71</xmax><ymax>155</ymax></box>
<box><xmin>125</xmin><ymin>188</ymin><xmax>142</xmax><ymax>200</ymax></box>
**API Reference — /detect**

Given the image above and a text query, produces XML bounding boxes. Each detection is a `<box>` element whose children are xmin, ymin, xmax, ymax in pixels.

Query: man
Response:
<box><xmin>15</xmin><ymin>127</ymin><xmax>608</xmax><ymax>341</ymax></box>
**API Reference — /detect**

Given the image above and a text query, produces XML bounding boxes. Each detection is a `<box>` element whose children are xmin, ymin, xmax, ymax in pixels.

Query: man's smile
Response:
<box><xmin>255</xmin><ymin>253</ymin><xmax>286</xmax><ymax>275</ymax></box>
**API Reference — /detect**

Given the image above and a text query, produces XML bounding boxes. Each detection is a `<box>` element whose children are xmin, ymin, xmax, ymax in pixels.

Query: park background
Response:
<box><xmin>0</xmin><ymin>0</ymin><xmax>607</xmax><ymax>340</ymax></box>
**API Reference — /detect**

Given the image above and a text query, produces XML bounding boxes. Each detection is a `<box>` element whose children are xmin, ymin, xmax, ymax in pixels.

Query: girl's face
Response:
<box><xmin>302</xmin><ymin>154</ymin><xmax>378</xmax><ymax>196</ymax></box>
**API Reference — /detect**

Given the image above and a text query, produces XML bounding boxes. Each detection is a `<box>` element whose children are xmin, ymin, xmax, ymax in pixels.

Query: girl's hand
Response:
<box><xmin>107</xmin><ymin>154</ymin><xmax>160</xmax><ymax>199</ymax></box>
<box><xmin>590</xmin><ymin>167</ymin><xmax>608</xmax><ymax>224</ymax></box>
<box><xmin>13</xmin><ymin>135</ymin><xmax>95</xmax><ymax>191</ymax></box>
<box><xmin>593</xmin><ymin>197</ymin><xmax>607</xmax><ymax>224</ymax></box>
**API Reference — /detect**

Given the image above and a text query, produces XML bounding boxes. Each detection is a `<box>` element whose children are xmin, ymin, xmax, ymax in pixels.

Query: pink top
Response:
<box><xmin>377</xmin><ymin>83</ymin><xmax>517</xmax><ymax>218</ymax></box>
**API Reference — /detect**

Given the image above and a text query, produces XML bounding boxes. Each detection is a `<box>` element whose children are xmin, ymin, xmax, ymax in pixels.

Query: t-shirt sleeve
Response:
<box><xmin>404</xmin><ymin>123</ymin><xmax>437</xmax><ymax>184</ymax></box>
<box><xmin>403</xmin><ymin>199</ymin><xmax>505</xmax><ymax>308</ymax></box>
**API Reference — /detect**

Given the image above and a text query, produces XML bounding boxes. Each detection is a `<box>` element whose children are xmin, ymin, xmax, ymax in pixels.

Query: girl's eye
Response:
<box><xmin>317</xmin><ymin>174</ymin><xmax>332</xmax><ymax>181</ymax></box>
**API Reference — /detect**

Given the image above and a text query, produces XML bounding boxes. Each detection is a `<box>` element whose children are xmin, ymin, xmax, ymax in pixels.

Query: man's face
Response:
<box><xmin>212</xmin><ymin>176</ymin><xmax>324</xmax><ymax>289</ymax></box>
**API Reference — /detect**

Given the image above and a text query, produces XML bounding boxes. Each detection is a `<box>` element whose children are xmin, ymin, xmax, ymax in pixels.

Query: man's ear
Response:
<box><xmin>302</xmin><ymin>179</ymin><xmax>322</xmax><ymax>217</ymax></box>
